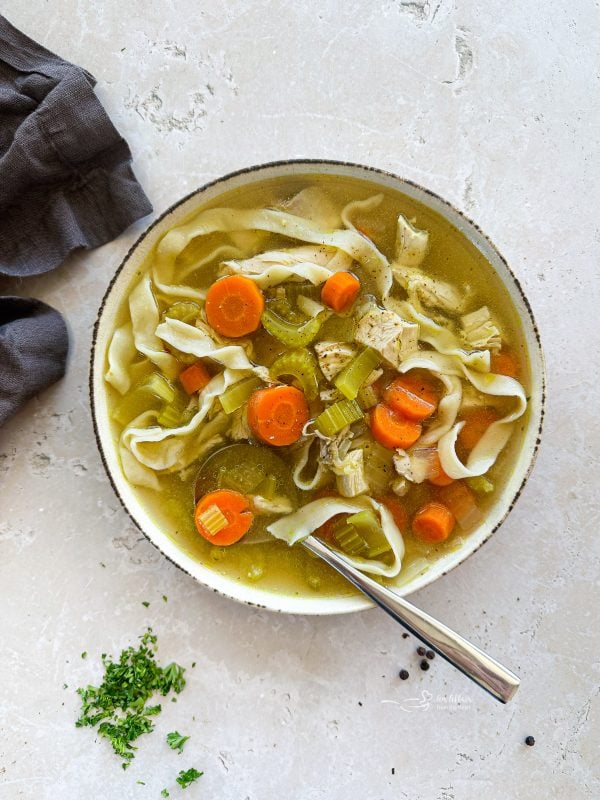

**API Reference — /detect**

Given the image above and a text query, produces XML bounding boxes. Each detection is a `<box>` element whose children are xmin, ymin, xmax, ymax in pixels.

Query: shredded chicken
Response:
<box><xmin>229</xmin><ymin>407</ymin><xmax>252</xmax><ymax>440</ymax></box>
<box><xmin>250</xmin><ymin>495</ymin><xmax>294</xmax><ymax>515</ymax></box>
<box><xmin>331</xmin><ymin>449</ymin><xmax>370</xmax><ymax>497</ymax></box>
<box><xmin>314</xmin><ymin>341</ymin><xmax>357</xmax><ymax>382</ymax></box>
<box><xmin>461</xmin><ymin>306</ymin><xmax>502</xmax><ymax>353</ymax></box>
<box><xmin>393</xmin><ymin>449</ymin><xmax>414</xmax><ymax>483</ymax></box>
<box><xmin>355</xmin><ymin>307</ymin><xmax>418</xmax><ymax>368</ymax></box>
<box><xmin>395</xmin><ymin>214</ymin><xmax>429</xmax><ymax>267</ymax></box>
<box><xmin>318</xmin><ymin>430</ymin><xmax>368</xmax><ymax>497</ymax></box>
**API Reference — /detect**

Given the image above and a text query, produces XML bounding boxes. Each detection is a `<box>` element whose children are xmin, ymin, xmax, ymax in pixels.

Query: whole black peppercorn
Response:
<box><xmin>417</xmin><ymin>646</ymin><xmax>426</xmax><ymax>656</ymax></box>
<box><xmin>420</xmin><ymin>659</ymin><xmax>430</xmax><ymax>671</ymax></box>
<box><xmin>399</xmin><ymin>669</ymin><xmax>409</xmax><ymax>680</ymax></box>
<box><xmin>426</xmin><ymin>650</ymin><xmax>435</xmax><ymax>660</ymax></box>
<box><xmin>525</xmin><ymin>736</ymin><xmax>535</xmax><ymax>747</ymax></box>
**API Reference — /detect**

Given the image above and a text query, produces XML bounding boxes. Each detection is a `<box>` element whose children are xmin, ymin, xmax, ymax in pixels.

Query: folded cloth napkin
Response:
<box><xmin>0</xmin><ymin>15</ymin><xmax>152</xmax><ymax>424</ymax></box>
<box><xmin>0</xmin><ymin>297</ymin><xmax>69</xmax><ymax>426</ymax></box>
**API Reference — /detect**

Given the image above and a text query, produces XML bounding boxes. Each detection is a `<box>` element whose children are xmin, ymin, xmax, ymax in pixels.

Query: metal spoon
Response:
<box><xmin>302</xmin><ymin>535</ymin><xmax>520</xmax><ymax>703</ymax></box>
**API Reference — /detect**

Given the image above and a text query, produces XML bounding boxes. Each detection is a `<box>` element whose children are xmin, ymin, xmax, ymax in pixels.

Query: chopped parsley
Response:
<box><xmin>162</xmin><ymin>595</ymin><xmax>168</xmax><ymax>602</ymax></box>
<box><xmin>142</xmin><ymin>601</ymin><xmax>150</xmax><ymax>608</ymax></box>
<box><xmin>75</xmin><ymin>629</ymin><xmax>186</xmax><ymax>768</ymax></box>
<box><xmin>161</xmin><ymin>790</ymin><xmax>169</xmax><ymax>798</ymax></box>
<box><xmin>176</xmin><ymin>767</ymin><xmax>203</xmax><ymax>789</ymax></box>
<box><xmin>81</xmin><ymin>652</ymin><xmax>87</xmax><ymax>659</ymax></box>
<box><xmin>166</xmin><ymin>731</ymin><xmax>190</xmax><ymax>753</ymax></box>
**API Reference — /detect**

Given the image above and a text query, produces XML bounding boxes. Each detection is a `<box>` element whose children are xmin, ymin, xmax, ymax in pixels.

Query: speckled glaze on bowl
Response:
<box><xmin>90</xmin><ymin>160</ymin><xmax>545</xmax><ymax>615</ymax></box>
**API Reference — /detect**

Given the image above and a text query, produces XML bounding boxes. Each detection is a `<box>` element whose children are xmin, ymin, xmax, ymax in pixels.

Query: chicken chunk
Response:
<box><xmin>314</xmin><ymin>341</ymin><xmax>357</xmax><ymax>382</ymax></box>
<box><xmin>461</xmin><ymin>305</ymin><xmax>502</xmax><ymax>353</ymax></box>
<box><xmin>355</xmin><ymin>307</ymin><xmax>418</xmax><ymax>368</ymax></box>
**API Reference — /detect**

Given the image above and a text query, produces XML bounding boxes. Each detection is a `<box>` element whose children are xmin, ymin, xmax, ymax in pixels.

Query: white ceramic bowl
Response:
<box><xmin>90</xmin><ymin>160</ymin><xmax>545</xmax><ymax>615</ymax></box>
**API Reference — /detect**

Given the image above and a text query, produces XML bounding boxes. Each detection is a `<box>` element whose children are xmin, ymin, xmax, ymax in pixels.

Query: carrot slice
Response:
<box><xmin>369</xmin><ymin>403</ymin><xmax>422</xmax><ymax>449</ymax></box>
<box><xmin>194</xmin><ymin>489</ymin><xmax>253</xmax><ymax>546</ymax></box>
<box><xmin>458</xmin><ymin>407</ymin><xmax>500</xmax><ymax>451</ymax></box>
<box><xmin>412</xmin><ymin>501</ymin><xmax>455</xmax><ymax>543</ymax></box>
<box><xmin>491</xmin><ymin>349</ymin><xmax>520</xmax><ymax>378</ymax></box>
<box><xmin>205</xmin><ymin>275</ymin><xmax>265</xmax><ymax>338</ymax></box>
<box><xmin>436</xmin><ymin>481</ymin><xmax>476</xmax><ymax>517</ymax></box>
<box><xmin>378</xmin><ymin>495</ymin><xmax>408</xmax><ymax>531</ymax></box>
<box><xmin>384</xmin><ymin>374</ymin><xmax>438</xmax><ymax>421</ymax></box>
<box><xmin>179</xmin><ymin>362</ymin><xmax>211</xmax><ymax>395</ymax></box>
<box><xmin>321</xmin><ymin>272</ymin><xmax>361</xmax><ymax>312</ymax></box>
<box><xmin>427</xmin><ymin>451</ymin><xmax>454</xmax><ymax>487</ymax></box>
<box><xmin>436</xmin><ymin>482</ymin><xmax>480</xmax><ymax>529</ymax></box>
<box><xmin>247</xmin><ymin>385</ymin><xmax>309</xmax><ymax>446</ymax></box>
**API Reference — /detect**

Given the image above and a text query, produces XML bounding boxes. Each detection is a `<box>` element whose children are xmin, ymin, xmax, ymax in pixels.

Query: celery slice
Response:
<box><xmin>334</xmin><ymin>509</ymin><xmax>391</xmax><ymax>559</ymax></box>
<box><xmin>112</xmin><ymin>373</ymin><xmax>176</xmax><ymax>426</ymax></box>
<box><xmin>362</xmin><ymin>439</ymin><xmax>395</xmax><ymax>495</ymax></box>
<box><xmin>196</xmin><ymin>504</ymin><xmax>229</xmax><ymax>536</ymax></box>
<box><xmin>296</xmin><ymin>295</ymin><xmax>325</xmax><ymax>318</ymax></box>
<box><xmin>314</xmin><ymin>399</ymin><xmax>363</xmax><ymax>436</ymax></box>
<box><xmin>333</xmin><ymin>524</ymin><xmax>369</xmax><ymax>556</ymax></box>
<box><xmin>261</xmin><ymin>307</ymin><xmax>324</xmax><ymax>347</ymax></box>
<box><xmin>357</xmin><ymin>384</ymin><xmax>378</xmax><ymax>410</ymax></box>
<box><xmin>157</xmin><ymin>389</ymin><xmax>190</xmax><ymax>428</ymax></box>
<box><xmin>270</xmin><ymin>348</ymin><xmax>319</xmax><ymax>401</ymax></box>
<box><xmin>220</xmin><ymin>375</ymin><xmax>263</xmax><ymax>414</ymax></box>
<box><xmin>334</xmin><ymin>347</ymin><xmax>381</xmax><ymax>400</ymax></box>
<box><xmin>284</xmin><ymin>282</ymin><xmax>323</xmax><ymax>305</ymax></box>
<box><xmin>163</xmin><ymin>301</ymin><xmax>201</xmax><ymax>324</ymax></box>
<box><xmin>467</xmin><ymin>476</ymin><xmax>494</xmax><ymax>494</ymax></box>
<box><xmin>162</xmin><ymin>302</ymin><xmax>202</xmax><ymax>364</ymax></box>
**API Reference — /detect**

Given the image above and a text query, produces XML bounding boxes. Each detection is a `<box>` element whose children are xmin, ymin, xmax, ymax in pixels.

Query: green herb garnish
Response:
<box><xmin>166</xmin><ymin>731</ymin><xmax>189</xmax><ymax>753</ymax></box>
<box><xmin>142</xmin><ymin>601</ymin><xmax>150</xmax><ymax>608</ymax></box>
<box><xmin>176</xmin><ymin>768</ymin><xmax>203</xmax><ymax>789</ymax></box>
<box><xmin>75</xmin><ymin>629</ymin><xmax>186</xmax><ymax>768</ymax></box>
<box><xmin>161</xmin><ymin>790</ymin><xmax>169</xmax><ymax>798</ymax></box>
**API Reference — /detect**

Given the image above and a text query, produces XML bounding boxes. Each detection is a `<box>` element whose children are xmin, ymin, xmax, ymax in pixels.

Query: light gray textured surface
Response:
<box><xmin>1</xmin><ymin>2</ymin><xmax>599</xmax><ymax>798</ymax></box>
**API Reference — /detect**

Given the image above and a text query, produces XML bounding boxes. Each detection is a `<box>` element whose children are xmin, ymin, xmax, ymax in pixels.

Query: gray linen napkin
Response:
<box><xmin>0</xmin><ymin>297</ymin><xmax>69</xmax><ymax>426</ymax></box>
<box><xmin>0</xmin><ymin>15</ymin><xmax>152</xmax><ymax>425</ymax></box>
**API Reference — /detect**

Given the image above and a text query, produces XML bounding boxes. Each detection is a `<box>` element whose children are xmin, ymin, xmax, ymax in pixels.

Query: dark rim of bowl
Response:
<box><xmin>89</xmin><ymin>158</ymin><xmax>546</xmax><ymax>615</ymax></box>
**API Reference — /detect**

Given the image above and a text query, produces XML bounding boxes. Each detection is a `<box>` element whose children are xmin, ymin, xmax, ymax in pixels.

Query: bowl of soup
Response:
<box><xmin>90</xmin><ymin>160</ymin><xmax>545</xmax><ymax>614</ymax></box>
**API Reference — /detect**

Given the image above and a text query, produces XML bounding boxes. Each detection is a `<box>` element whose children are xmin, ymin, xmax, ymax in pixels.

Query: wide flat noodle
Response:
<box><xmin>118</xmin><ymin>410</ymin><xmax>161</xmax><ymax>490</ymax></box>
<box><xmin>267</xmin><ymin>496</ymin><xmax>405</xmax><ymax>578</ymax></box>
<box><xmin>177</xmin><ymin>244</ymin><xmax>243</xmax><ymax>281</ymax></box>
<box><xmin>438</xmin><ymin>370</ymin><xmax>527</xmax><ymax>479</ymax></box>
<box><xmin>105</xmin><ymin>322</ymin><xmax>137</xmax><ymax>395</ymax></box>
<box><xmin>155</xmin><ymin>318</ymin><xmax>269</xmax><ymax>379</ymax></box>
<box><xmin>291</xmin><ymin>436</ymin><xmax>328</xmax><ymax>490</ymax></box>
<box><xmin>154</xmin><ymin>206</ymin><xmax>392</xmax><ymax>299</ymax></box>
<box><xmin>128</xmin><ymin>276</ymin><xmax>179</xmax><ymax>378</ymax></box>
<box><xmin>222</xmin><ymin>245</ymin><xmax>352</xmax><ymax>288</ymax></box>
<box><xmin>341</xmin><ymin>194</ymin><xmax>384</xmax><ymax>231</ymax></box>
<box><xmin>399</xmin><ymin>352</ymin><xmax>464</xmax><ymax>446</ymax></box>
<box><xmin>396</xmin><ymin>350</ymin><xmax>527</xmax><ymax>477</ymax></box>
<box><xmin>122</xmin><ymin>369</ymin><xmax>243</xmax><ymax>473</ymax></box>
<box><xmin>281</xmin><ymin>186</ymin><xmax>342</xmax><ymax>230</ymax></box>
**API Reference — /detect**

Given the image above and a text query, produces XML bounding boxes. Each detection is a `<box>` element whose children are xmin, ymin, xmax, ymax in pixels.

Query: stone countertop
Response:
<box><xmin>0</xmin><ymin>2</ymin><xmax>598</xmax><ymax>798</ymax></box>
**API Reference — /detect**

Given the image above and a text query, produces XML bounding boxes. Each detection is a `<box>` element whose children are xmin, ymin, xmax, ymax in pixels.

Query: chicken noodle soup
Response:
<box><xmin>104</xmin><ymin>175</ymin><xmax>529</xmax><ymax>598</ymax></box>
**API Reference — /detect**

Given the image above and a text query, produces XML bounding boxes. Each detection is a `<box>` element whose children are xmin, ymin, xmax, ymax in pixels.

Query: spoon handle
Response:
<box><xmin>302</xmin><ymin>535</ymin><xmax>520</xmax><ymax>704</ymax></box>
